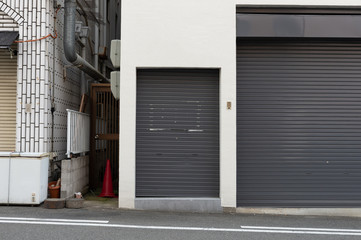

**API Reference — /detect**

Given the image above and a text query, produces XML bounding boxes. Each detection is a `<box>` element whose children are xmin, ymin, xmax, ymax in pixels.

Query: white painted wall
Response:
<box><xmin>119</xmin><ymin>0</ymin><xmax>361</xmax><ymax>209</ymax></box>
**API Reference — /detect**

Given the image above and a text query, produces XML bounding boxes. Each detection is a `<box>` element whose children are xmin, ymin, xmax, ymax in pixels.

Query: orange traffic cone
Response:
<box><xmin>99</xmin><ymin>159</ymin><xmax>116</xmax><ymax>198</ymax></box>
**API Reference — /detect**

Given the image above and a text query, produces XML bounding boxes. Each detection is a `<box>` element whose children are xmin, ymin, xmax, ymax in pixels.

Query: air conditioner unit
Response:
<box><xmin>110</xmin><ymin>40</ymin><xmax>121</xmax><ymax>99</ymax></box>
<box><xmin>110</xmin><ymin>40</ymin><xmax>121</xmax><ymax>68</ymax></box>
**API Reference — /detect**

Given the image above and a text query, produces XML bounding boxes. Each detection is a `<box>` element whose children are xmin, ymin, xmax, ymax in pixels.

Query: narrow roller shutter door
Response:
<box><xmin>136</xmin><ymin>69</ymin><xmax>220</xmax><ymax>197</ymax></box>
<box><xmin>237</xmin><ymin>40</ymin><xmax>361</xmax><ymax>207</ymax></box>
<box><xmin>0</xmin><ymin>46</ymin><xmax>17</xmax><ymax>152</ymax></box>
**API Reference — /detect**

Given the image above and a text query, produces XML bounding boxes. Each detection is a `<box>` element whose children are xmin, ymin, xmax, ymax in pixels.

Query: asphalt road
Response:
<box><xmin>1</xmin><ymin>206</ymin><xmax>361</xmax><ymax>240</ymax></box>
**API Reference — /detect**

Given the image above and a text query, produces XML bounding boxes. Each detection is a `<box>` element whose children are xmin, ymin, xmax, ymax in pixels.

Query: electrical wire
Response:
<box><xmin>14</xmin><ymin>6</ymin><xmax>61</xmax><ymax>43</ymax></box>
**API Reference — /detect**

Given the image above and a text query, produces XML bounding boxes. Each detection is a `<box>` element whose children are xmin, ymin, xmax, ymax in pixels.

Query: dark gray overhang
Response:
<box><xmin>0</xmin><ymin>31</ymin><xmax>19</xmax><ymax>48</ymax></box>
<box><xmin>237</xmin><ymin>14</ymin><xmax>361</xmax><ymax>38</ymax></box>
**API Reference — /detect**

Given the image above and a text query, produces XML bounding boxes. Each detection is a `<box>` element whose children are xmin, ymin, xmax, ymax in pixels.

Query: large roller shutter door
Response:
<box><xmin>0</xmin><ymin>46</ymin><xmax>17</xmax><ymax>152</ymax></box>
<box><xmin>136</xmin><ymin>69</ymin><xmax>219</xmax><ymax>197</ymax></box>
<box><xmin>237</xmin><ymin>40</ymin><xmax>361</xmax><ymax>207</ymax></box>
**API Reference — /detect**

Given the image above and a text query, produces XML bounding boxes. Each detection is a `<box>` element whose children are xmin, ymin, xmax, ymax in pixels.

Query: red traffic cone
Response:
<box><xmin>99</xmin><ymin>159</ymin><xmax>116</xmax><ymax>198</ymax></box>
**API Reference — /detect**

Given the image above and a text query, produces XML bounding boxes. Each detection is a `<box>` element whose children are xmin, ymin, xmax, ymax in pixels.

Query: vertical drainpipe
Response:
<box><xmin>103</xmin><ymin>0</ymin><xmax>107</xmax><ymax>52</ymax></box>
<box><xmin>101</xmin><ymin>0</ymin><xmax>107</xmax><ymax>74</ymax></box>
<box><xmin>64</xmin><ymin>0</ymin><xmax>107</xmax><ymax>81</ymax></box>
<box><xmin>51</xmin><ymin>5</ymin><xmax>57</xmax><ymax>153</ymax></box>
<box><xmin>94</xmin><ymin>0</ymin><xmax>100</xmax><ymax>71</ymax></box>
<box><xmin>80</xmin><ymin>37</ymin><xmax>87</xmax><ymax>95</ymax></box>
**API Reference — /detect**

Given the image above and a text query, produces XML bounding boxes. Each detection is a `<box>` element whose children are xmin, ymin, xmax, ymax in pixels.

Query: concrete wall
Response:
<box><xmin>119</xmin><ymin>0</ymin><xmax>361</xmax><ymax>209</ymax></box>
<box><xmin>61</xmin><ymin>155</ymin><xmax>89</xmax><ymax>198</ymax></box>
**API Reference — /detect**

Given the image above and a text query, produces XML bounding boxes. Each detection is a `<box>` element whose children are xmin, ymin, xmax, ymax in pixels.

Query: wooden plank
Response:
<box><xmin>96</xmin><ymin>134</ymin><xmax>119</xmax><ymax>141</ymax></box>
<box><xmin>79</xmin><ymin>94</ymin><xmax>88</xmax><ymax>113</ymax></box>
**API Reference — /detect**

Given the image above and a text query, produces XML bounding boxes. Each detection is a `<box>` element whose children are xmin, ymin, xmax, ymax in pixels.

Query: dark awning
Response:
<box><xmin>0</xmin><ymin>31</ymin><xmax>19</xmax><ymax>48</ymax></box>
<box><xmin>237</xmin><ymin>14</ymin><xmax>361</xmax><ymax>38</ymax></box>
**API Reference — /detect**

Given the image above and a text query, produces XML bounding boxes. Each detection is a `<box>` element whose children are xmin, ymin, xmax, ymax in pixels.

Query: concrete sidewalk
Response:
<box><xmin>82</xmin><ymin>195</ymin><xmax>361</xmax><ymax>219</ymax></box>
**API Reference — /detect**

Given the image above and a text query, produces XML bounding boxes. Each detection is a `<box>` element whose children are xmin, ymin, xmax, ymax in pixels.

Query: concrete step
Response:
<box><xmin>43</xmin><ymin>198</ymin><xmax>65</xmax><ymax>209</ymax></box>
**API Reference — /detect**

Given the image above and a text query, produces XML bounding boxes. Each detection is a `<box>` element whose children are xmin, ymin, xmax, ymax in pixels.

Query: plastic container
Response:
<box><xmin>48</xmin><ymin>181</ymin><xmax>60</xmax><ymax>198</ymax></box>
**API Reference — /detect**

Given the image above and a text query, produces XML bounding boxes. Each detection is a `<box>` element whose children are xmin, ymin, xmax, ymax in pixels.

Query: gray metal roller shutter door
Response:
<box><xmin>136</xmin><ymin>69</ymin><xmax>220</xmax><ymax>197</ymax></box>
<box><xmin>237</xmin><ymin>40</ymin><xmax>361</xmax><ymax>207</ymax></box>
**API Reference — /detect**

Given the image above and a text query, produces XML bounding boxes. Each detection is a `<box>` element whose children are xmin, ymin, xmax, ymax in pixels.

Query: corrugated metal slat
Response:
<box><xmin>0</xmin><ymin>46</ymin><xmax>16</xmax><ymax>152</ymax></box>
<box><xmin>237</xmin><ymin>40</ymin><xmax>361</xmax><ymax>207</ymax></box>
<box><xmin>136</xmin><ymin>69</ymin><xmax>220</xmax><ymax>197</ymax></box>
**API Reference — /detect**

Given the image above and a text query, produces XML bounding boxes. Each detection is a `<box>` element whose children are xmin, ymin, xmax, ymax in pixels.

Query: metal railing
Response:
<box><xmin>66</xmin><ymin>109</ymin><xmax>90</xmax><ymax>158</ymax></box>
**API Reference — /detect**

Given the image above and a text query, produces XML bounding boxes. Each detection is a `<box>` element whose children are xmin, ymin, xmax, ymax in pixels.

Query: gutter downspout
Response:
<box><xmin>94</xmin><ymin>0</ymin><xmax>100</xmax><ymax>71</ymax></box>
<box><xmin>80</xmin><ymin>37</ymin><xmax>87</xmax><ymax>95</ymax></box>
<box><xmin>64</xmin><ymin>0</ymin><xmax>108</xmax><ymax>82</ymax></box>
<box><xmin>102</xmin><ymin>0</ymin><xmax>107</xmax><ymax>75</ymax></box>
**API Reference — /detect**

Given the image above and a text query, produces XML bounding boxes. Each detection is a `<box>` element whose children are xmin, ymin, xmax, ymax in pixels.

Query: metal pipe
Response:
<box><xmin>101</xmin><ymin>0</ymin><xmax>107</xmax><ymax>75</ymax></box>
<box><xmin>94</xmin><ymin>0</ymin><xmax>100</xmax><ymax>70</ymax></box>
<box><xmin>80</xmin><ymin>37</ymin><xmax>87</xmax><ymax>95</ymax></box>
<box><xmin>64</xmin><ymin>0</ymin><xmax>107</xmax><ymax>82</ymax></box>
<box><xmin>103</xmin><ymin>0</ymin><xmax>107</xmax><ymax>47</ymax></box>
<box><xmin>51</xmin><ymin>5</ymin><xmax>57</xmax><ymax>153</ymax></box>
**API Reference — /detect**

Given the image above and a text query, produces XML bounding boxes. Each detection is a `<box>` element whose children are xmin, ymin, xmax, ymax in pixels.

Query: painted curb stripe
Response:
<box><xmin>0</xmin><ymin>220</ymin><xmax>361</xmax><ymax>236</ymax></box>
<box><xmin>241</xmin><ymin>225</ymin><xmax>361</xmax><ymax>233</ymax></box>
<box><xmin>0</xmin><ymin>217</ymin><xmax>109</xmax><ymax>223</ymax></box>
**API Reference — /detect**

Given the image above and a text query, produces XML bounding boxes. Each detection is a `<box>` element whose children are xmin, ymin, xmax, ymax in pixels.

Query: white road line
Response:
<box><xmin>1</xmin><ymin>220</ymin><xmax>361</xmax><ymax>236</ymax></box>
<box><xmin>241</xmin><ymin>225</ymin><xmax>361</xmax><ymax>233</ymax></box>
<box><xmin>0</xmin><ymin>217</ymin><xmax>109</xmax><ymax>224</ymax></box>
